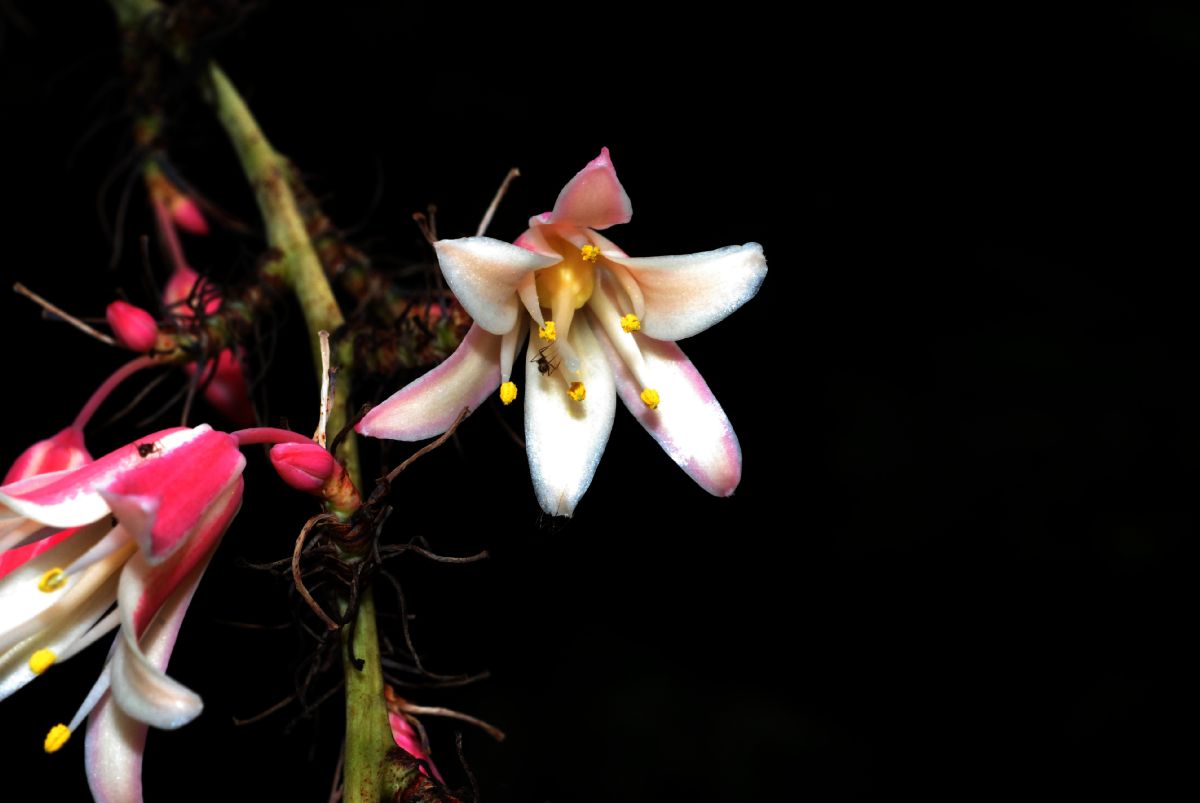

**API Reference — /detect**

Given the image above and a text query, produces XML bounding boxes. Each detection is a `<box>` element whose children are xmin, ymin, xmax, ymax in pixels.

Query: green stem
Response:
<box><xmin>342</xmin><ymin>587</ymin><xmax>401</xmax><ymax>801</ymax></box>
<box><xmin>201</xmin><ymin>62</ymin><xmax>361</xmax><ymax>486</ymax></box>
<box><xmin>105</xmin><ymin>3</ymin><xmax>388</xmax><ymax>799</ymax></box>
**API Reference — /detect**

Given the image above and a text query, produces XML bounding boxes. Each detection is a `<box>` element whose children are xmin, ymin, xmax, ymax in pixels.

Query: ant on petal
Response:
<box><xmin>530</xmin><ymin>343</ymin><xmax>560</xmax><ymax>377</ymax></box>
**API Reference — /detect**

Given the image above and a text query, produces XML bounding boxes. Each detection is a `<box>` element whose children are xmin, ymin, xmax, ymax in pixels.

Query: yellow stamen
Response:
<box><xmin>640</xmin><ymin>388</ymin><xmax>660</xmax><ymax>410</ymax></box>
<box><xmin>620</xmin><ymin>313</ymin><xmax>642</xmax><ymax>333</ymax></box>
<box><xmin>538</xmin><ymin>321</ymin><xmax>557</xmax><ymax>342</ymax></box>
<box><xmin>499</xmin><ymin>381</ymin><xmax>518</xmax><ymax>405</ymax></box>
<box><xmin>567</xmin><ymin>382</ymin><xmax>587</xmax><ymax>402</ymax></box>
<box><xmin>29</xmin><ymin>648</ymin><xmax>56</xmax><ymax>675</ymax></box>
<box><xmin>580</xmin><ymin>244</ymin><xmax>601</xmax><ymax>263</ymax></box>
<box><xmin>44</xmin><ymin>724</ymin><xmax>70</xmax><ymax>754</ymax></box>
<box><xmin>37</xmin><ymin>568</ymin><xmax>67</xmax><ymax>593</ymax></box>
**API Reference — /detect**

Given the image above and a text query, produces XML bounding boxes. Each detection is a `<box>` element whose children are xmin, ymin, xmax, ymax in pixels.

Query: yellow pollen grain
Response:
<box><xmin>37</xmin><ymin>568</ymin><xmax>67</xmax><ymax>593</ymax></box>
<box><xmin>567</xmin><ymin>382</ymin><xmax>587</xmax><ymax>402</ymax></box>
<box><xmin>620</xmin><ymin>313</ymin><xmax>642</xmax><ymax>333</ymax></box>
<box><xmin>580</xmin><ymin>244</ymin><xmax>601</xmax><ymax>263</ymax></box>
<box><xmin>499</xmin><ymin>381</ymin><xmax>518</xmax><ymax>405</ymax></box>
<box><xmin>29</xmin><ymin>648</ymin><xmax>56</xmax><ymax>675</ymax></box>
<box><xmin>44</xmin><ymin>724</ymin><xmax>71</xmax><ymax>754</ymax></box>
<box><xmin>640</xmin><ymin>388</ymin><xmax>661</xmax><ymax>410</ymax></box>
<box><xmin>539</xmin><ymin>321</ymin><xmax>558</xmax><ymax>342</ymax></box>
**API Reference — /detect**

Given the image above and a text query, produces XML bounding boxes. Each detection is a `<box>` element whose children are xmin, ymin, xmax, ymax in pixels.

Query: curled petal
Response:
<box><xmin>110</xmin><ymin>480</ymin><xmax>242</xmax><ymax>728</ymax></box>
<box><xmin>86</xmin><ymin>564</ymin><xmax>201</xmax><ymax>803</ymax></box>
<box><xmin>607</xmin><ymin>243</ymin><xmax>767</xmax><ymax>341</ymax></box>
<box><xmin>594</xmin><ymin>329</ymin><xmax>742</xmax><ymax>497</ymax></box>
<box><xmin>358</xmin><ymin>323</ymin><xmax>501</xmax><ymax>441</ymax></box>
<box><xmin>433</xmin><ymin>238</ymin><xmax>558</xmax><ymax>335</ymax></box>
<box><xmin>524</xmin><ymin>316</ymin><xmax>616</xmax><ymax>516</ymax></box>
<box><xmin>3</xmin><ymin>427</ymin><xmax>92</xmax><ymax>484</ymax></box>
<box><xmin>108</xmin><ymin>596</ymin><xmax>202</xmax><ymax>730</ymax></box>
<box><xmin>549</xmin><ymin>147</ymin><xmax>633</xmax><ymax>230</ymax></box>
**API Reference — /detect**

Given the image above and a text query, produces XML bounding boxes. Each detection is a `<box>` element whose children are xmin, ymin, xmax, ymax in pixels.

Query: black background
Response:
<box><xmin>0</xmin><ymin>3</ymin><xmax>1192</xmax><ymax>801</ymax></box>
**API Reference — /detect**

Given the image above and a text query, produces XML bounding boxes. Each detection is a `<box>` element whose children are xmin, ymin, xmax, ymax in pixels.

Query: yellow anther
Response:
<box><xmin>567</xmin><ymin>382</ymin><xmax>587</xmax><ymax>402</ymax></box>
<box><xmin>29</xmin><ymin>648</ymin><xmax>56</xmax><ymax>675</ymax></box>
<box><xmin>620</xmin><ymin>313</ymin><xmax>642</xmax><ymax>333</ymax></box>
<box><xmin>640</xmin><ymin>388</ymin><xmax>660</xmax><ymax>410</ymax></box>
<box><xmin>499</xmin><ymin>381</ymin><xmax>518</xmax><ymax>406</ymax></box>
<box><xmin>539</xmin><ymin>321</ymin><xmax>558</xmax><ymax>342</ymax></box>
<box><xmin>580</xmin><ymin>244</ymin><xmax>601</xmax><ymax>263</ymax></box>
<box><xmin>37</xmin><ymin>568</ymin><xmax>67</xmax><ymax>593</ymax></box>
<box><xmin>44</xmin><ymin>724</ymin><xmax>71</xmax><ymax>754</ymax></box>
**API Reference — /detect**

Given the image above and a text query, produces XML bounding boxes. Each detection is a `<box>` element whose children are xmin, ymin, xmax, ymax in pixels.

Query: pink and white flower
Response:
<box><xmin>357</xmin><ymin>149</ymin><xmax>766</xmax><ymax>515</ymax></box>
<box><xmin>0</xmin><ymin>425</ymin><xmax>244</xmax><ymax>801</ymax></box>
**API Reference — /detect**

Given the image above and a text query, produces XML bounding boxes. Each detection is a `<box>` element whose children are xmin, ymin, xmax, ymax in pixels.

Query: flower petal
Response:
<box><xmin>524</xmin><ymin>316</ymin><xmax>616</xmax><ymax>516</ymax></box>
<box><xmin>0</xmin><ymin>427</ymin><xmax>191</xmax><ymax>529</ymax></box>
<box><xmin>607</xmin><ymin>243</ymin><xmax>767</xmax><ymax>341</ymax></box>
<box><xmin>434</xmin><ymin>238</ymin><xmax>558</xmax><ymax>335</ymax></box>
<box><xmin>86</xmin><ymin>566</ymin><xmax>202</xmax><ymax>803</ymax></box>
<box><xmin>358</xmin><ymin>323</ymin><xmax>501</xmax><ymax>441</ymax></box>
<box><xmin>0</xmin><ymin>571</ymin><xmax>117</xmax><ymax>702</ymax></box>
<box><xmin>86</xmin><ymin>687</ymin><xmax>149</xmax><ymax>803</ymax></box>
<box><xmin>0</xmin><ymin>520</ymin><xmax>113</xmax><ymax>655</ymax></box>
<box><xmin>3</xmin><ymin>427</ymin><xmax>92</xmax><ymax>484</ymax></box>
<box><xmin>594</xmin><ymin>329</ymin><xmax>742</xmax><ymax>497</ymax></box>
<box><xmin>549</xmin><ymin>147</ymin><xmax>633</xmax><ymax>230</ymax></box>
<box><xmin>101</xmin><ymin>427</ymin><xmax>245</xmax><ymax>565</ymax></box>
<box><xmin>109</xmin><ymin>480</ymin><xmax>242</xmax><ymax>728</ymax></box>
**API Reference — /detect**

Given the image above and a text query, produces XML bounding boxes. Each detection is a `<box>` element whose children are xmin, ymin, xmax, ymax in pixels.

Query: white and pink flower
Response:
<box><xmin>0</xmin><ymin>425</ymin><xmax>245</xmax><ymax>801</ymax></box>
<box><xmin>357</xmin><ymin>149</ymin><xmax>767</xmax><ymax>515</ymax></box>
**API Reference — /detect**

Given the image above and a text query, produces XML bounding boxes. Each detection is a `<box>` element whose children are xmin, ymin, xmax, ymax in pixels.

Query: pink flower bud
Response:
<box><xmin>169</xmin><ymin>195</ymin><xmax>209</xmax><ymax>235</ymax></box>
<box><xmin>388</xmin><ymin>711</ymin><xmax>443</xmax><ymax>782</ymax></box>
<box><xmin>106</xmin><ymin>301</ymin><xmax>159</xmax><ymax>352</ymax></box>
<box><xmin>269</xmin><ymin>442</ymin><xmax>335</xmax><ymax>493</ymax></box>
<box><xmin>163</xmin><ymin>265</ymin><xmax>221</xmax><ymax>318</ymax></box>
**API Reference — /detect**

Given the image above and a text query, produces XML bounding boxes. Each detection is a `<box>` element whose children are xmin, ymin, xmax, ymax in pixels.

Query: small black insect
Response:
<box><xmin>136</xmin><ymin>441</ymin><xmax>160</xmax><ymax>457</ymax></box>
<box><xmin>530</xmin><ymin>344</ymin><xmax>560</xmax><ymax>376</ymax></box>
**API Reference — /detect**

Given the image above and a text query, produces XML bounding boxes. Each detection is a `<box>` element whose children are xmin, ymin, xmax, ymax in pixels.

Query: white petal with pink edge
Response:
<box><xmin>608</xmin><ymin>243</ymin><xmax>767</xmax><ymax>341</ymax></box>
<box><xmin>434</xmin><ymin>238</ymin><xmax>559</xmax><ymax>335</ymax></box>
<box><xmin>594</xmin><ymin>330</ymin><xmax>742</xmax><ymax>497</ymax></box>
<box><xmin>549</xmin><ymin>147</ymin><xmax>633</xmax><ymax>230</ymax></box>
<box><xmin>358</xmin><ymin>323</ymin><xmax>502</xmax><ymax>441</ymax></box>
<box><xmin>86</xmin><ymin>567</ymin><xmax>201</xmax><ymax>803</ymax></box>
<box><xmin>524</xmin><ymin>316</ymin><xmax>616</xmax><ymax>517</ymax></box>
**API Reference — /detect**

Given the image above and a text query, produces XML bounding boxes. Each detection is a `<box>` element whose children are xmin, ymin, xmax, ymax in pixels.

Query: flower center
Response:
<box><xmin>533</xmin><ymin>243</ymin><xmax>596</xmax><ymax>311</ymax></box>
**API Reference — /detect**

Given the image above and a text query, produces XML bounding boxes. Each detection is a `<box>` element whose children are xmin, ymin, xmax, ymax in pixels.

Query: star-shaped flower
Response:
<box><xmin>358</xmin><ymin>149</ymin><xmax>767</xmax><ymax>515</ymax></box>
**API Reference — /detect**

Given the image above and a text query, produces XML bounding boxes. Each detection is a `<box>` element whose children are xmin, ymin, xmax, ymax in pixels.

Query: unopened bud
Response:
<box><xmin>269</xmin><ymin>442</ymin><xmax>335</xmax><ymax>494</ymax></box>
<box><xmin>106</xmin><ymin>301</ymin><xmax>159</xmax><ymax>352</ymax></box>
<box><xmin>169</xmin><ymin>195</ymin><xmax>209</xmax><ymax>235</ymax></box>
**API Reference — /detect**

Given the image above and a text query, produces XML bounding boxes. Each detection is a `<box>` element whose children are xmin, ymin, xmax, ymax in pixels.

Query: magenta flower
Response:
<box><xmin>0</xmin><ymin>425</ymin><xmax>244</xmax><ymax>801</ymax></box>
<box><xmin>358</xmin><ymin>149</ymin><xmax>767</xmax><ymax>515</ymax></box>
